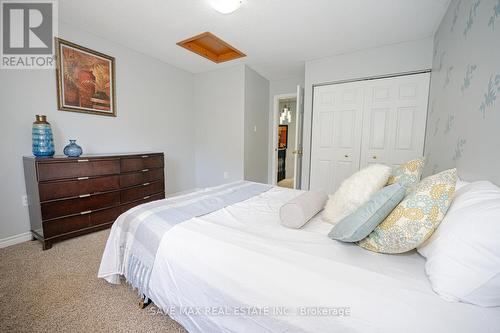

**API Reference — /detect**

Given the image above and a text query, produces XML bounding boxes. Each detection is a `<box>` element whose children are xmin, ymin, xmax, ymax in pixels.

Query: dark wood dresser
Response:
<box><xmin>23</xmin><ymin>153</ymin><xmax>165</xmax><ymax>250</ymax></box>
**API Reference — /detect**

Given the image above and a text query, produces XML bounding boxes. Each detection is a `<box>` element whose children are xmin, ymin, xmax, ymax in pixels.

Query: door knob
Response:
<box><xmin>344</xmin><ymin>155</ymin><xmax>349</xmax><ymax>158</ymax></box>
<box><xmin>372</xmin><ymin>156</ymin><xmax>377</xmax><ymax>159</ymax></box>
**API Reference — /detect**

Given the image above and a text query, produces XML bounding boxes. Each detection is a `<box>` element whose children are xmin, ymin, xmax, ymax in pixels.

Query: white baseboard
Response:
<box><xmin>0</xmin><ymin>232</ymin><xmax>32</xmax><ymax>249</ymax></box>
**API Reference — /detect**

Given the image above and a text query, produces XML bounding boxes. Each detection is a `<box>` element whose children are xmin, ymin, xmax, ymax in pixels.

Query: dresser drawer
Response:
<box><xmin>39</xmin><ymin>175</ymin><xmax>120</xmax><ymax>201</ymax></box>
<box><xmin>120</xmin><ymin>181</ymin><xmax>164</xmax><ymax>203</ymax></box>
<box><xmin>42</xmin><ymin>206</ymin><xmax>120</xmax><ymax>238</ymax></box>
<box><xmin>43</xmin><ymin>214</ymin><xmax>90</xmax><ymax>238</ymax></box>
<box><xmin>90</xmin><ymin>206</ymin><xmax>120</xmax><ymax>227</ymax></box>
<box><xmin>38</xmin><ymin>159</ymin><xmax>120</xmax><ymax>181</ymax></box>
<box><xmin>41</xmin><ymin>191</ymin><xmax>120</xmax><ymax>220</ymax></box>
<box><xmin>120</xmin><ymin>155</ymin><xmax>164</xmax><ymax>173</ymax></box>
<box><xmin>119</xmin><ymin>192</ymin><xmax>165</xmax><ymax>214</ymax></box>
<box><xmin>119</xmin><ymin>168</ymin><xmax>164</xmax><ymax>188</ymax></box>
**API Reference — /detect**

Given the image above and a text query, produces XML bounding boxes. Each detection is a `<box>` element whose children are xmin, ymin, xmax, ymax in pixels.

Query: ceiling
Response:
<box><xmin>59</xmin><ymin>0</ymin><xmax>450</xmax><ymax>81</ymax></box>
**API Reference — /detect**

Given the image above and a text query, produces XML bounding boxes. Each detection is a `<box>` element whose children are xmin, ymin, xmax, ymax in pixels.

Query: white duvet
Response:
<box><xmin>100</xmin><ymin>186</ymin><xmax>500</xmax><ymax>333</ymax></box>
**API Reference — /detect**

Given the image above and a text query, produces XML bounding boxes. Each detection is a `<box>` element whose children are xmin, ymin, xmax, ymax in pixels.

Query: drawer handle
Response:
<box><xmin>142</xmin><ymin>182</ymin><xmax>150</xmax><ymax>186</ymax></box>
<box><xmin>80</xmin><ymin>210</ymin><xmax>92</xmax><ymax>215</ymax></box>
<box><xmin>77</xmin><ymin>159</ymin><xmax>89</xmax><ymax>163</ymax></box>
<box><xmin>79</xmin><ymin>194</ymin><xmax>91</xmax><ymax>198</ymax></box>
<box><xmin>141</xmin><ymin>155</ymin><xmax>149</xmax><ymax>158</ymax></box>
<box><xmin>77</xmin><ymin>177</ymin><xmax>89</xmax><ymax>180</ymax></box>
<box><xmin>141</xmin><ymin>169</ymin><xmax>149</xmax><ymax>172</ymax></box>
<box><xmin>143</xmin><ymin>196</ymin><xmax>151</xmax><ymax>200</ymax></box>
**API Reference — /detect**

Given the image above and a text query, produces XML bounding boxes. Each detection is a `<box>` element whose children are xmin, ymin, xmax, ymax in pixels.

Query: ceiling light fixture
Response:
<box><xmin>209</xmin><ymin>0</ymin><xmax>243</xmax><ymax>14</ymax></box>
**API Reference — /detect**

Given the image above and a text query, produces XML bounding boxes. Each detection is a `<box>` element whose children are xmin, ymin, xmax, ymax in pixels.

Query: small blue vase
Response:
<box><xmin>32</xmin><ymin>115</ymin><xmax>55</xmax><ymax>157</ymax></box>
<box><xmin>63</xmin><ymin>140</ymin><xmax>83</xmax><ymax>157</ymax></box>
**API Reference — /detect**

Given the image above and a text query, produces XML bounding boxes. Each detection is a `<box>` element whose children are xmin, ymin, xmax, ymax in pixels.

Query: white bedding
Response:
<box><xmin>100</xmin><ymin>185</ymin><xmax>500</xmax><ymax>333</ymax></box>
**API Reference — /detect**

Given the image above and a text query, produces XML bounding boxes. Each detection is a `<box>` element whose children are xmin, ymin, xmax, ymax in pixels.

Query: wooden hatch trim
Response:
<box><xmin>176</xmin><ymin>32</ymin><xmax>246</xmax><ymax>64</ymax></box>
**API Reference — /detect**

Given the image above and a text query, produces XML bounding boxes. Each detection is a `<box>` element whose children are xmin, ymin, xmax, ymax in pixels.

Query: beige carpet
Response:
<box><xmin>277</xmin><ymin>178</ymin><xmax>294</xmax><ymax>189</ymax></box>
<box><xmin>0</xmin><ymin>230</ymin><xmax>187</xmax><ymax>333</ymax></box>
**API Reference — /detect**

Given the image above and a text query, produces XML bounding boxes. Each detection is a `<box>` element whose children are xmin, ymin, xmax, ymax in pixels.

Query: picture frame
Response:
<box><xmin>55</xmin><ymin>38</ymin><xmax>116</xmax><ymax>117</ymax></box>
<box><xmin>278</xmin><ymin>125</ymin><xmax>288</xmax><ymax>149</ymax></box>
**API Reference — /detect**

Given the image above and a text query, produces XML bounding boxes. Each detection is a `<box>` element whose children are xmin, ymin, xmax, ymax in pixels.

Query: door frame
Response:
<box><xmin>270</xmin><ymin>93</ymin><xmax>297</xmax><ymax>185</ymax></box>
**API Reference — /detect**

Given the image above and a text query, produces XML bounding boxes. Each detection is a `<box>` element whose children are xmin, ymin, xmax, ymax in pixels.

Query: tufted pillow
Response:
<box><xmin>358</xmin><ymin>168</ymin><xmax>457</xmax><ymax>254</ymax></box>
<box><xmin>387</xmin><ymin>157</ymin><xmax>425</xmax><ymax>190</ymax></box>
<box><xmin>323</xmin><ymin>164</ymin><xmax>392</xmax><ymax>225</ymax></box>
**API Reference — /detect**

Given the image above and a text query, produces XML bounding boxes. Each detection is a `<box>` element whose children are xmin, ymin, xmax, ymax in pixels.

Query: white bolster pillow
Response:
<box><xmin>279</xmin><ymin>190</ymin><xmax>328</xmax><ymax>229</ymax></box>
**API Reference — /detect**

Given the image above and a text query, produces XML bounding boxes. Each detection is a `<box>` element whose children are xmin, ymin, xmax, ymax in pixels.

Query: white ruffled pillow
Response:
<box><xmin>323</xmin><ymin>164</ymin><xmax>391</xmax><ymax>224</ymax></box>
<box><xmin>418</xmin><ymin>180</ymin><xmax>500</xmax><ymax>307</ymax></box>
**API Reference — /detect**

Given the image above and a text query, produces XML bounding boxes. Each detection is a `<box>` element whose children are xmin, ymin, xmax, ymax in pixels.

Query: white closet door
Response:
<box><xmin>310</xmin><ymin>82</ymin><xmax>364</xmax><ymax>193</ymax></box>
<box><xmin>360</xmin><ymin>73</ymin><xmax>430</xmax><ymax>169</ymax></box>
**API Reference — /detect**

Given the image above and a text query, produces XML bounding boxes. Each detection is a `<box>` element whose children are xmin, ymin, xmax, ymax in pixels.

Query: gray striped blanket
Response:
<box><xmin>119</xmin><ymin>181</ymin><xmax>272</xmax><ymax>300</ymax></box>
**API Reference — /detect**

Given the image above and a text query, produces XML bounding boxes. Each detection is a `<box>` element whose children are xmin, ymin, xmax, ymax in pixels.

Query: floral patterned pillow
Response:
<box><xmin>358</xmin><ymin>168</ymin><xmax>457</xmax><ymax>254</ymax></box>
<box><xmin>387</xmin><ymin>158</ymin><xmax>425</xmax><ymax>190</ymax></box>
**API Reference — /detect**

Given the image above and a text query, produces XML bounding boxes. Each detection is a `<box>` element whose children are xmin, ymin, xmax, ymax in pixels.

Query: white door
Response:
<box><xmin>309</xmin><ymin>82</ymin><xmax>364</xmax><ymax>194</ymax></box>
<box><xmin>360</xmin><ymin>73</ymin><xmax>430</xmax><ymax>169</ymax></box>
<box><xmin>309</xmin><ymin>73</ymin><xmax>430</xmax><ymax>194</ymax></box>
<box><xmin>293</xmin><ymin>85</ymin><xmax>304</xmax><ymax>189</ymax></box>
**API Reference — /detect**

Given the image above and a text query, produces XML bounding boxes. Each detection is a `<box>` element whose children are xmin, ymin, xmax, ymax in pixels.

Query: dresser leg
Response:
<box><xmin>42</xmin><ymin>241</ymin><xmax>52</xmax><ymax>250</ymax></box>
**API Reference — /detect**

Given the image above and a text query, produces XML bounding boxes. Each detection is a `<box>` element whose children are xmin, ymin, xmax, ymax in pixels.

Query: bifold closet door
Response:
<box><xmin>360</xmin><ymin>73</ymin><xmax>430</xmax><ymax>169</ymax></box>
<box><xmin>310</xmin><ymin>73</ymin><xmax>430</xmax><ymax>194</ymax></box>
<box><xmin>309</xmin><ymin>82</ymin><xmax>364</xmax><ymax>194</ymax></box>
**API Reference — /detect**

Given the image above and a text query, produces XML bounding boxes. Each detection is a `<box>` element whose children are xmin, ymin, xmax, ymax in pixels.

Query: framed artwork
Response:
<box><xmin>278</xmin><ymin>125</ymin><xmax>288</xmax><ymax>149</ymax></box>
<box><xmin>55</xmin><ymin>38</ymin><xmax>116</xmax><ymax>117</ymax></box>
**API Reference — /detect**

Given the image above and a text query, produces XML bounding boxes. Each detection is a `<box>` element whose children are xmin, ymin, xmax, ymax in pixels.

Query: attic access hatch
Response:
<box><xmin>176</xmin><ymin>32</ymin><xmax>246</xmax><ymax>64</ymax></box>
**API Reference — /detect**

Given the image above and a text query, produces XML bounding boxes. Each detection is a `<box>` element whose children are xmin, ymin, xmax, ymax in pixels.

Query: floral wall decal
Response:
<box><xmin>444</xmin><ymin>114</ymin><xmax>455</xmax><ymax>134</ymax></box>
<box><xmin>463</xmin><ymin>0</ymin><xmax>482</xmax><ymax>38</ymax></box>
<box><xmin>433</xmin><ymin>118</ymin><xmax>441</xmax><ymax>136</ymax></box>
<box><xmin>479</xmin><ymin>74</ymin><xmax>500</xmax><ymax>118</ymax></box>
<box><xmin>488</xmin><ymin>0</ymin><xmax>500</xmax><ymax>30</ymax></box>
<box><xmin>425</xmin><ymin>0</ymin><xmax>500</xmax><ymax>183</ymax></box>
<box><xmin>461</xmin><ymin>64</ymin><xmax>477</xmax><ymax>93</ymax></box>
<box><xmin>451</xmin><ymin>0</ymin><xmax>462</xmax><ymax>32</ymax></box>
<box><xmin>444</xmin><ymin>66</ymin><xmax>454</xmax><ymax>88</ymax></box>
<box><xmin>436</xmin><ymin>52</ymin><xmax>446</xmax><ymax>72</ymax></box>
<box><xmin>452</xmin><ymin>138</ymin><xmax>467</xmax><ymax>161</ymax></box>
<box><xmin>433</xmin><ymin>37</ymin><xmax>440</xmax><ymax>60</ymax></box>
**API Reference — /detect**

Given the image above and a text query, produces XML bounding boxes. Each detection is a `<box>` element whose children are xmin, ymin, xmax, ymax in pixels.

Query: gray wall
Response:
<box><xmin>244</xmin><ymin>66</ymin><xmax>270</xmax><ymax>183</ymax></box>
<box><xmin>194</xmin><ymin>65</ymin><xmax>245</xmax><ymax>188</ymax></box>
<box><xmin>302</xmin><ymin>38</ymin><xmax>434</xmax><ymax>189</ymax></box>
<box><xmin>424</xmin><ymin>0</ymin><xmax>500</xmax><ymax>185</ymax></box>
<box><xmin>0</xmin><ymin>23</ymin><xmax>196</xmax><ymax>240</ymax></box>
<box><xmin>194</xmin><ymin>65</ymin><xmax>270</xmax><ymax>187</ymax></box>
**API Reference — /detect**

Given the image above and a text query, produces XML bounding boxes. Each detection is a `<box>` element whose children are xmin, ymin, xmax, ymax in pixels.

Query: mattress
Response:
<box><xmin>101</xmin><ymin>185</ymin><xmax>500</xmax><ymax>333</ymax></box>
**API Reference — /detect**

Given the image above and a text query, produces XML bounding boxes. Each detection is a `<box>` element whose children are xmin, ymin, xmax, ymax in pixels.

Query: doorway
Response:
<box><xmin>271</xmin><ymin>86</ymin><xmax>304</xmax><ymax>189</ymax></box>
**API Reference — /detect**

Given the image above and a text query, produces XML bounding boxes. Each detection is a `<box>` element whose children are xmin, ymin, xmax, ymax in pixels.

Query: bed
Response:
<box><xmin>98</xmin><ymin>181</ymin><xmax>500</xmax><ymax>333</ymax></box>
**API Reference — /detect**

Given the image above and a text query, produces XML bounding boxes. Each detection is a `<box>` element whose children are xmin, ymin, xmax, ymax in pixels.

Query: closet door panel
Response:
<box><xmin>360</xmin><ymin>73</ymin><xmax>430</xmax><ymax>169</ymax></box>
<box><xmin>310</xmin><ymin>83</ymin><xmax>363</xmax><ymax>194</ymax></box>
<box><xmin>360</xmin><ymin>83</ymin><xmax>396</xmax><ymax>167</ymax></box>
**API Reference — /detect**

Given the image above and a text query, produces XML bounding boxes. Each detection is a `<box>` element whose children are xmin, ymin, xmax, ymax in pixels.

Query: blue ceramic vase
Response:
<box><xmin>32</xmin><ymin>115</ymin><xmax>55</xmax><ymax>157</ymax></box>
<box><xmin>63</xmin><ymin>140</ymin><xmax>83</xmax><ymax>157</ymax></box>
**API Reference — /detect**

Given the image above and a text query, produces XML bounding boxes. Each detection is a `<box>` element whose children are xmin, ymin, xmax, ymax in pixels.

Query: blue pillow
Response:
<box><xmin>328</xmin><ymin>183</ymin><xmax>406</xmax><ymax>242</ymax></box>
